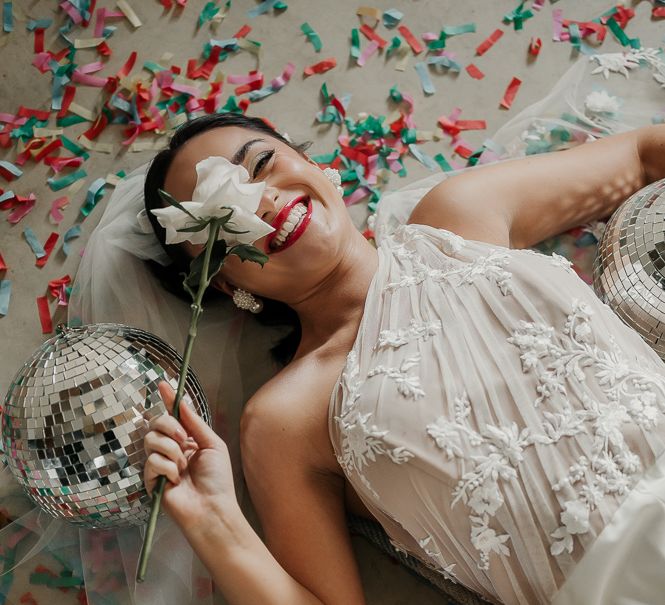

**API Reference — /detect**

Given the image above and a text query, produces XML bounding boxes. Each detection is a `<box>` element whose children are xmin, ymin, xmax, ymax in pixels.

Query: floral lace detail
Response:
<box><xmin>519</xmin><ymin>248</ymin><xmax>575</xmax><ymax>272</ymax></box>
<box><xmin>367</xmin><ymin>354</ymin><xmax>426</xmax><ymax>400</ymax></box>
<box><xmin>584</xmin><ymin>89</ymin><xmax>621</xmax><ymax>116</ymax></box>
<box><xmin>417</xmin><ymin>536</ymin><xmax>458</xmax><ymax>582</ymax></box>
<box><xmin>590</xmin><ymin>47</ymin><xmax>665</xmax><ymax>86</ymax></box>
<box><xmin>334</xmin><ymin>350</ymin><xmax>415</xmax><ymax>497</ymax></box>
<box><xmin>375</xmin><ymin>319</ymin><xmax>443</xmax><ymax>350</ymax></box>
<box><xmin>423</xmin><ymin>298</ymin><xmax>665</xmax><ymax>570</ymax></box>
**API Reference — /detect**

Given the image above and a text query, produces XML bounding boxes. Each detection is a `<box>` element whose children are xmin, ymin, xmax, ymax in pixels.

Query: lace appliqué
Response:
<box><xmin>519</xmin><ymin>248</ymin><xmax>575</xmax><ymax>272</ymax></box>
<box><xmin>418</xmin><ymin>536</ymin><xmax>458</xmax><ymax>582</ymax></box>
<box><xmin>375</xmin><ymin>319</ymin><xmax>443</xmax><ymax>350</ymax></box>
<box><xmin>590</xmin><ymin>47</ymin><xmax>665</xmax><ymax>88</ymax></box>
<box><xmin>367</xmin><ymin>354</ymin><xmax>425</xmax><ymax>400</ymax></box>
<box><xmin>334</xmin><ymin>351</ymin><xmax>414</xmax><ymax>498</ymax></box>
<box><xmin>426</xmin><ymin>392</ymin><xmax>522</xmax><ymax>570</ymax></box>
<box><xmin>508</xmin><ymin>298</ymin><xmax>665</xmax><ymax>556</ymax></box>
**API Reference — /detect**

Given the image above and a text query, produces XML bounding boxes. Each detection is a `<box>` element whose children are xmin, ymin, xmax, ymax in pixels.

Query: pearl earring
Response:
<box><xmin>233</xmin><ymin>288</ymin><xmax>263</xmax><ymax>314</ymax></box>
<box><xmin>323</xmin><ymin>167</ymin><xmax>344</xmax><ymax>196</ymax></box>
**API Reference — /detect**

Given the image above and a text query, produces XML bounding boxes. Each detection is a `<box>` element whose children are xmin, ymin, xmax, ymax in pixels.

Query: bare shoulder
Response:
<box><xmin>407</xmin><ymin>168</ymin><xmax>514</xmax><ymax>248</ymax></box>
<box><xmin>240</xmin><ymin>354</ymin><xmax>344</xmax><ymax>475</ymax></box>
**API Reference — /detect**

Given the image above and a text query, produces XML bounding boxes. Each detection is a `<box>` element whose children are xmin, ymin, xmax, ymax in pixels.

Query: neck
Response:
<box><xmin>290</xmin><ymin>231</ymin><xmax>379</xmax><ymax>357</ymax></box>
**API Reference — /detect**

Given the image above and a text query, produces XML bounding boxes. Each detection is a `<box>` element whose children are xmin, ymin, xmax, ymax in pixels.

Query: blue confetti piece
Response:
<box><xmin>63</xmin><ymin>225</ymin><xmax>82</xmax><ymax>256</ymax></box>
<box><xmin>248</xmin><ymin>0</ymin><xmax>279</xmax><ymax>17</ymax></box>
<box><xmin>408</xmin><ymin>144</ymin><xmax>438</xmax><ymax>171</ymax></box>
<box><xmin>26</xmin><ymin>18</ymin><xmax>52</xmax><ymax>31</ymax></box>
<box><xmin>0</xmin><ymin>191</ymin><xmax>14</xmax><ymax>204</ymax></box>
<box><xmin>0</xmin><ymin>160</ymin><xmax>22</xmax><ymax>179</ymax></box>
<box><xmin>23</xmin><ymin>227</ymin><xmax>46</xmax><ymax>259</ymax></box>
<box><xmin>426</xmin><ymin>55</ymin><xmax>461</xmax><ymax>72</ymax></box>
<box><xmin>0</xmin><ymin>280</ymin><xmax>10</xmax><ymax>316</ymax></box>
<box><xmin>80</xmin><ymin>178</ymin><xmax>106</xmax><ymax>217</ymax></box>
<box><xmin>3</xmin><ymin>1</ymin><xmax>12</xmax><ymax>33</ymax></box>
<box><xmin>414</xmin><ymin>62</ymin><xmax>436</xmax><ymax>95</ymax></box>
<box><xmin>383</xmin><ymin>8</ymin><xmax>403</xmax><ymax>29</ymax></box>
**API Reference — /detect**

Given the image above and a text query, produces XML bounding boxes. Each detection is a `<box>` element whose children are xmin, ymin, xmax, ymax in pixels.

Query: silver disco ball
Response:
<box><xmin>2</xmin><ymin>323</ymin><xmax>210</xmax><ymax>529</ymax></box>
<box><xmin>593</xmin><ymin>178</ymin><xmax>665</xmax><ymax>361</ymax></box>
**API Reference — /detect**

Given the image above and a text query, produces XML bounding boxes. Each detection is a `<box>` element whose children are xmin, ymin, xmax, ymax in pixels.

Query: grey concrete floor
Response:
<box><xmin>0</xmin><ymin>1</ymin><xmax>663</xmax><ymax>603</ymax></box>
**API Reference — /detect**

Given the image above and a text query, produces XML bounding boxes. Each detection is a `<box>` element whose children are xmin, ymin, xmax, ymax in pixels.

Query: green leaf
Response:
<box><xmin>228</xmin><ymin>244</ymin><xmax>269</xmax><ymax>267</ymax></box>
<box><xmin>220</xmin><ymin>223</ymin><xmax>250</xmax><ymax>235</ymax></box>
<box><xmin>158</xmin><ymin>189</ymin><xmax>198</xmax><ymax>221</ymax></box>
<box><xmin>184</xmin><ymin>239</ymin><xmax>229</xmax><ymax>292</ymax></box>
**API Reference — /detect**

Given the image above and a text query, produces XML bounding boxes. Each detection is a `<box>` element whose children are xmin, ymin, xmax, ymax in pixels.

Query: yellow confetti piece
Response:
<box><xmin>237</xmin><ymin>38</ymin><xmax>262</xmax><ymax>58</ymax></box>
<box><xmin>34</xmin><ymin>127</ymin><xmax>64</xmax><ymax>138</ymax></box>
<box><xmin>74</xmin><ymin>37</ymin><xmax>106</xmax><ymax>49</ymax></box>
<box><xmin>129</xmin><ymin>137</ymin><xmax>169</xmax><ymax>152</ymax></box>
<box><xmin>160</xmin><ymin>52</ymin><xmax>174</xmax><ymax>63</ymax></box>
<box><xmin>78</xmin><ymin>137</ymin><xmax>115</xmax><ymax>154</ymax></box>
<box><xmin>117</xmin><ymin>0</ymin><xmax>142</xmax><ymax>28</ymax></box>
<box><xmin>68</xmin><ymin>102</ymin><xmax>97</xmax><ymax>121</ymax></box>
<box><xmin>106</xmin><ymin>173</ymin><xmax>124</xmax><ymax>186</ymax></box>
<box><xmin>395</xmin><ymin>46</ymin><xmax>410</xmax><ymax>71</ymax></box>
<box><xmin>357</xmin><ymin>6</ymin><xmax>382</xmax><ymax>23</ymax></box>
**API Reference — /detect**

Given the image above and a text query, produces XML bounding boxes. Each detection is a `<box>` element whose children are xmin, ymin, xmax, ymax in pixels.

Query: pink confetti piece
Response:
<box><xmin>7</xmin><ymin>198</ymin><xmax>36</xmax><ymax>224</ymax></box>
<box><xmin>465</xmin><ymin>63</ymin><xmax>485</xmax><ymax>79</ymax></box>
<box><xmin>357</xmin><ymin>40</ymin><xmax>379</xmax><ymax>66</ymax></box>
<box><xmin>500</xmin><ymin>76</ymin><xmax>522</xmax><ymax>109</ymax></box>
<box><xmin>49</xmin><ymin>196</ymin><xmax>69</xmax><ymax>224</ymax></box>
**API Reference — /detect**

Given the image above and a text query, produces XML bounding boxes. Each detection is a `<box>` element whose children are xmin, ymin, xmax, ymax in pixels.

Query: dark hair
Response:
<box><xmin>144</xmin><ymin>113</ymin><xmax>310</xmax><ymax>367</ymax></box>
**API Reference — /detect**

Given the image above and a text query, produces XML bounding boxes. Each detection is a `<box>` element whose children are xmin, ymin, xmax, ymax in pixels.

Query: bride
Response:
<box><xmin>135</xmin><ymin>49</ymin><xmax>665</xmax><ymax>605</ymax></box>
<box><xmin>0</xmin><ymin>46</ymin><xmax>639</xmax><ymax>605</ymax></box>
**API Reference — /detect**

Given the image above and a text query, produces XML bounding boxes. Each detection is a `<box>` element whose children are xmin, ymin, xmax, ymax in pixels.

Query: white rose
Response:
<box><xmin>151</xmin><ymin>156</ymin><xmax>275</xmax><ymax>246</ymax></box>
<box><xmin>560</xmin><ymin>500</ymin><xmax>589</xmax><ymax>535</ymax></box>
<box><xmin>584</xmin><ymin>90</ymin><xmax>620</xmax><ymax>115</ymax></box>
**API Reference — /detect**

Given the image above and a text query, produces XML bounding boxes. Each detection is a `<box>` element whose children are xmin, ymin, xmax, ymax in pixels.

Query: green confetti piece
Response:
<box><xmin>401</xmin><ymin>128</ymin><xmax>417</xmax><ymax>144</ymax></box>
<box><xmin>350</xmin><ymin>28</ymin><xmax>360</xmax><ymax>59</ymax></box>
<box><xmin>387</xmin><ymin>36</ymin><xmax>401</xmax><ymax>57</ymax></box>
<box><xmin>143</xmin><ymin>60</ymin><xmax>168</xmax><ymax>74</ymax></box>
<box><xmin>3</xmin><ymin>1</ymin><xmax>12</xmax><ymax>33</ymax></box>
<box><xmin>442</xmin><ymin>23</ymin><xmax>476</xmax><ymax>36</ymax></box>
<box><xmin>383</xmin><ymin>8</ymin><xmax>403</xmax><ymax>29</ymax></box>
<box><xmin>434</xmin><ymin>153</ymin><xmax>453</xmax><ymax>172</ymax></box>
<box><xmin>56</xmin><ymin>114</ymin><xmax>89</xmax><ymax>127</ymax></box>
<box><xmin>311</xmin><ymin>151</ymin><xmax>339</xmax><ymax>164</ymax></box>
<box><xmin>220</xmin><ymin>95</ymin><xmax>243</xmax><ymax>113</ymax></box>
<box><xmin>29</xmin><ymin>572</ymin><xmax>83</xmax><ymax>588</ymax></box>
<box><xmin>199</xmin><ymin>1</ymin><xmax>220</xmax><ymax>27</ymax></box>
<box><xmin>60</xmin><ymin>135</ymin><xmax>90</xmax><ymax>159</ymax></box>
<box><xmin>47</xmin><ymin>169</ymin><xmax>87</xmax><ymax>192</ymax></box>
<box><xmin>389</xmin><ymin>84</ymin><xmax>402</xmax><ymax>103</ymax></box>
<box><xmin>606</xmin><ymin>17</ymin><xmax>639</xmax><ymax>48</ymax></box>
<box><xmin>301</xmin><ymin>22</ymin><xmax>322</xmax><ymax>52</ymax></box>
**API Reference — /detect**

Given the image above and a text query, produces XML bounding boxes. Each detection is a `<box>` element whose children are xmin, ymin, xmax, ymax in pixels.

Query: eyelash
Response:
<box><xmin>252</xmin><ymin>149</ymin><xmax>275</xmax><ymax>178</ymax></box>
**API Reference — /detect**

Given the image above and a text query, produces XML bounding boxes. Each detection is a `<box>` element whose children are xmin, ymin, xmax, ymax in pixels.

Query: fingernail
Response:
<box><xmin>175</xmin><ymin>428</ymin><xmax>187</xmax><ymax>441</ymax></box>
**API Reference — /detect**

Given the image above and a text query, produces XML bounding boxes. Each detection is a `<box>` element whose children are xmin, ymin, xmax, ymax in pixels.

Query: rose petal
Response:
<box><xmin>193</xmin><ymin>156</ymin><xmax>247</xmax><ymax>202</ymax></box>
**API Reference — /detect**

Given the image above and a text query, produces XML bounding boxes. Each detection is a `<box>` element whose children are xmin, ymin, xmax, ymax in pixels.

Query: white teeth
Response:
<box><xmin>272</xmin><ymin>202</ymin><xmax>307</xmax><ymax>249</ymax></box>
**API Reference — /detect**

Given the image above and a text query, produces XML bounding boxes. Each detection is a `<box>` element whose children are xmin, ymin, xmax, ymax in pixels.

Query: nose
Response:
<box><xmin>257</xmin><ymin>185</ymin><xmax>279</xmax><ymax>224</ymax></box>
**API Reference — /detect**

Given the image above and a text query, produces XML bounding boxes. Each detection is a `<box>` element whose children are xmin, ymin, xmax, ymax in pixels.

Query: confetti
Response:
<box><xmin>62</xmin><ymin>225</ymin><xmax>82</xmax><ymax>256</ymax></box>
<box><xmin>303</xmin><ymin>57</ymin><xmax>337</xmax><ymax>77</ymax></box>
<box><xmin>360</xmin><ymin>24</ymin><xmax>388</xmax><ymax>49</ymax></box>
<box><xmin>36</xmin><ymin>295</ymin><xmax>53</xmax><ymax>334</ymax></box>
<box><xmin>3</xmin><ymin>1</ymin><xmax>12</xmax><ymax>33</ymax></box>
<box><xmin>465</xmin><ymin>63</ymin><xmax>485</xmax><ymax>79</ymax></box>
<box><xmin>0</xmin><ymin>252</ymin><xmax>6</xmax><ymax>271</ymax></box>
<box><xmin>357</xmin><ymin>41</ymin><xmax>379</xmax><ymax>66</ymax></box>
<box><xmin>383</xmin><ymin>9</ymin><xmax>403</xmax><ymax>29</ymax></box>
<box><xmin>36</xmin><ymin>232</ymin><xmax>59</xmax><ymax>268</ymax></box>
<box><xmin>7</xmin><ymin>197</ymin><xmax>36</xmax><ymax>224</ymax></box>
<box><xmin>414</xmin><ymin>62</ymin><xmax>435</xmax><ymax>95</ymax></box>
<box><xmin>500</xmin><ymin>76</ymin><xmax>522</xmax><ymax>109</ymax></box>
<box><xmin>476</xmin><ymin>28</ymin><xmax>503</xmax><ymax>56</ymax></box>
<box><xmin>529</xmin><ymin>36</ymin><xmax>542</xmax><ymax>56</ymax></box>
<box><xmin>0</xmin><ymin>160</ymin><xmax>22</xmax><ymax>181</ymax></box>
<box><xmin>117</xmin><ymin>0</ymin><xmax>142</xmax><ymax>28</ymax></box>
<box><xmin>398</xmin><ymin>25</ymin><xmax>423</xmax><ymax>54</ymax></box>
<box><xmin>49</xmin><ymin>196</ymin><xmax>69</xmax><ymax>224</ymax></box>
<box><xmin>301</xmin><ymin>22</ymin><xmax>322</xmax><ymax>52</ymax></box>
<box><xmin>47</xmin><ymin>169</ymin><xmax>87</xmax><ymax>192</ymax></box>
<box><xmin>0</xmin><ymin>279</ymin><xmax>10</xmax><ymax>316</ymax></box>
<box><xmin>247</xmin><ymin>0</ymin><xmax>286</xmax><ymax>18</ymax></box>
<box><xmin>356</xmin><ymin>6</ymin><xmax>382</xmax><ymax>25</ymax></box>
<box><xmin>23</xmin><ymin>227</ymin><xmax>46</xmax><ymax>259</ymax></box>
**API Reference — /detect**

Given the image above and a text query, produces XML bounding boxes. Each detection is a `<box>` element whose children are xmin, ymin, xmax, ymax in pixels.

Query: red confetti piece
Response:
<box><xmin>454</xmin><ymin>144</ymin><xmax>473</xmax><ymax>159</ymax></box>
<box><xmin>19</xmin><ymin>592</ymin><xmax>38</xmax><ymax>605</ymax></box>
<box><xmin>57</xmin><ymin>85</ymin><xmax>76</xmax><ymax>119</ymax></box>
<box><xmin>397</xmin><ymin>25</ymin><xmax>423</xmax><ymax>54</ymax></box>
<box><xmin>303</xmin><ymin>57</ymin><xmax>337</xmax><ymax>77</ymax></box>
<box><xmin>7</xmin><ymin>198</ymin><xmax>36</xmax><ymax>224</ymax></box>
<box><xmin>500</xmin><ymin>76</ymin><xmax>522</xmax><ymax>109</ymax></box>
<box><xmin>465</xmin><ymin>63</ymin><xmax>485</xmax><ymax>79</ymax></box>
<box><xmin>360</xmin><ymin>24</ymin><xmax>388</xmax><ymax>49</ymax></box>
<box><xmin>529</xmin><ymin>37</ymin><xmax>542</xmax><ymax>56</ymax></box>
<box><xmin>36</xmin><ymin>232</ymin><xmax>59</xmax><ymax>268</ymax></box>
<box><xmin>36</xmin><ymin>296</ymin><xmax>53</xmax><ymax>334</ymax></box>
<box><xmin>33</xmin><ymin>28</ymin><xmax>45</xmax><ymax>54</ymax></box>
<box><xmin>476</xmin><ymin>28</ymin><xmax>503</xmax><ymax>56</ymax></box>
<box><xmin>234</xmin><ymin>24</ymin><xmax>251</xmax><ymax>38</ymax></box>
<box><xmin>49</xmin><ymin>196</ymin><xmax>69</xmax><ymax>224</ymax></box>
<box><xmin>654</xmin><ymin>7</ymin><xmax>665</xmax><ymax>17</ymax></box>
<box><xmin>17</xmin><ymin>106</ymin><xmax>50</xmax><ymax>121</ymax></box>
<box><xmin>0</xmin><ymin>253</ymin><xmax>7</xmax><ymax>271</ymax></box>
<box><xmin>33</xmin><ymin>139</ymin><xmax>63</xmax><ymax>163</ymax></box>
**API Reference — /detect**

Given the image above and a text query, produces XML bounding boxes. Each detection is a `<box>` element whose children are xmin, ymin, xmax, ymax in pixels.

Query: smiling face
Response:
<box><xmin>162</xmin><ymin>126</ymin><xmax>358</xmax><ymax>305</ymax></box>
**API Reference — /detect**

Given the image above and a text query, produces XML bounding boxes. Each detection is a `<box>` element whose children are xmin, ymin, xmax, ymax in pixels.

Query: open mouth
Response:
<box><xmin>265</xmin><ymin>195</ymin><xmax>312</xmax><ymax>253</ymax></box>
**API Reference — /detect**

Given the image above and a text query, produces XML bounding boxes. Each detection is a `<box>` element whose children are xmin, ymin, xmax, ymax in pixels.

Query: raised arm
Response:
<box><xmin>408</xmin><ymin>124</ymin><xmax>665</xmax><ymax>249</ymax></box>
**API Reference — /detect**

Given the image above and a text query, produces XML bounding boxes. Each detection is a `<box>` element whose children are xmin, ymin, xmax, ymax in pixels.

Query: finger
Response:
<box><xmin>144</xmin><ymin>452</ymin><xmax>181</xmax><ymax>495</ymax></box>
<box><xmin>144</xmin><ymin>431</ymin><xmax>188</xmax><ymax>472</ymax></box>
<box><xmin>149</xmin><ymin>414</ymin><xmax>188</xmax><ymax>445</ymax></box>
<box><xmin>157</xmin><ymin>381</ymin><xmax>176</xmax><ymax>414</ymax></box>
<box><xmin>178</xmin><ymin>400</ymin><xmax>222</xmax><ymax>450</ymax></box>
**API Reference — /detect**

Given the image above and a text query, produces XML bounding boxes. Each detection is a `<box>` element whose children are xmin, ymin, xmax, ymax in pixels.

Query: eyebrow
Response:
<box><xmin>231</xmin><ymin>138</ymin><xmax>264</xmax><ymax>165</ymax></box>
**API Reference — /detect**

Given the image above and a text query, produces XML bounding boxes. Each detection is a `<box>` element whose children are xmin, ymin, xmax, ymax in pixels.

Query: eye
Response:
<box><xmin>252</xmin><ymin>149</ymin><xmax>275</xmax><ymax>179</ymax></box>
